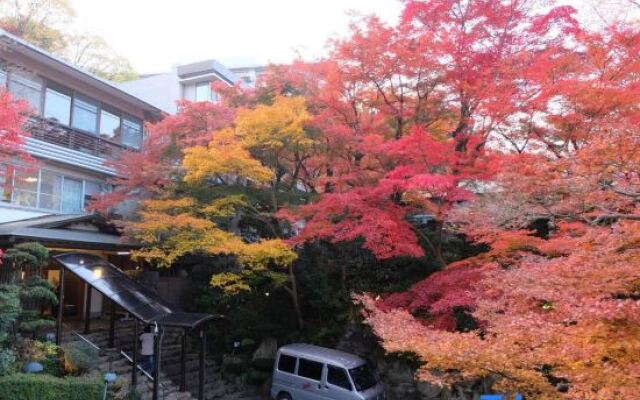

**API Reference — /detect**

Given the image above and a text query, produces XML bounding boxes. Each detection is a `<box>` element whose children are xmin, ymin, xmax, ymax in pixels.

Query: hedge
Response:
<box><xmin>0</xmin><ymin>373</ymin><xmax>102</xmax><ymax>400</ymax></box>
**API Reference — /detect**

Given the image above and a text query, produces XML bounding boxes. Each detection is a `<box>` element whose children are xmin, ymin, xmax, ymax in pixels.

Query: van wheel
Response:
<box><xmin>276</xmin><ymin>392</ymin><xmax>292</xmax><ymax>400</ymax></box>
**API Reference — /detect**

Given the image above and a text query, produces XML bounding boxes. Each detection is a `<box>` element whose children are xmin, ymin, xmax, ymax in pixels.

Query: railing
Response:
<box><xmin>71</xmin><ymin>331</ymin><xmax>166</xmax><ymax>392</ymax></box>
<box><xmin>25</xmin><ymin>117</ymin><xmax>134</xmax><ymax>160</ymax></box>
<box><xmin>71</xmin><ymin>331</ymin><xmax>101</xmax><ymax>351</ymax></box>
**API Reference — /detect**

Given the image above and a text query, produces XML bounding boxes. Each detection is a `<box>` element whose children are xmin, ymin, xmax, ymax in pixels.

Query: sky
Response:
<box><xmin>70</xmin><ymin>0</ymin><xmax>403</xmax><ymax>73</ymax></box>
<box><xmin>70</xmin><ymin>0</ymin><xmax>640</xmax><ymax>74</ymax></box>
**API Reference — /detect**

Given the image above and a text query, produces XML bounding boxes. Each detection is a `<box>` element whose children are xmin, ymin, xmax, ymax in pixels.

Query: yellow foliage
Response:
<box><xmin>182</xmin><ymin>128</ymin><xmax>273</xmax><ymax>184</ymax></box>
<box><xmin>128</xmin><ymin>198</ymin><xmax>297</xmax><ymax>289</ymax></box>
<box><xmin>235</xmin><ymin>96</ymin><xmax>314</xmax><ymax>150</ymax></box>
<box><xmin>202</xmin><ymin>195</ymin><xmax>248</xmax><ymax>217</ymax></box>
<box><xmin>210</xmin><ymin>272</ymin><xmax>252</xmax><ymax>294</ymax></box>
<box><xmin>141</xmin><ymin>197</ymin><xmax>196</xmax><ymax>212</ymax></box>
<box><xmin>236</xmin><ymin>239</ymin><xmax>298</xmax><ymax>268</ymax></box>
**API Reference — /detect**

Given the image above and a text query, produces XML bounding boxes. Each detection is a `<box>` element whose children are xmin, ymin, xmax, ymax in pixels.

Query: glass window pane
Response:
<box><xmin>72</xmin><ymin>95</ymin><xmax>98</xmax><ymax>133</ymax></box>
<box><xmin>8</xmin><ymin>71</ymin><xmax>42</xmax><ymax>113</ymax></box>
<box><xmin>0</xmin><ymin>165</ymin><xmax>13</xmax><ymax>202</ymax></box>
<box><xmin>122</xmin><ymin>117</ymin><xmax>142</xmax><ymax>149</ymax></box>
<box><xmin>38</xmin><ymin>170</ymin><xmax>62</xmax><ymax>210</ymax></box>
<box><xmin>328</xmin><ymin>366</ymin><xmax>352</xmax><ymax>390</ymax></box>
<box><xmin>12</xmin><ymin>168</ymin><xmax>38</xmax><ymax>208</ymax></box>
<box><xmin>84</xmin><ymin>180</ymin><xmax>109</xmax><ymax>208</ymax></box>
<box><xmin>195</xmin><ymin>82</ymin><xmax>212</xmax><ymax>102</ymax></box>
<box><xmin>62</xmin><ymin>178</ymin><xmax>83</xmax><ymax>213</ymax></box>
<box><xmin>297</xmin><ymin>358</ymin><xmax>323</xmax><ymax>381</ymax></box>
<box><xmin>349</xmin><ymin>364</ymin><xmax>377</xmax><ymax>392</ymax></box>
<box><xmin>99</xmin><ymin>109</ymin><xmax>120</xmax><ymax>140</ymax></box>
<box><xmin>277</xmin><ymin>355</ymin><xmax>296</xmax><ymax>374</ymax></box>
<box><xmin>44</xmin><ymin>87</ymin><xmax>71</xmax><ymax>125</ymax></box>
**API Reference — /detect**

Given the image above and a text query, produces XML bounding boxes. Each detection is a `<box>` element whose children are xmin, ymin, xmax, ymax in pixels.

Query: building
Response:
<box><xmin>229</xmin><ymin>65</ymin><xmax>267</xmax><ymax>88</ymax></box>
<box><xmin>0</xmin><ymin>29</ymin><xmax>220</xmax><ymax>400</ymax></box>
<box><xmin>118</xmin><ymin>59</ymin><xmax>237</xmax><ymax>114</ymax></box>
<box><xmin>0</xmin><ymin>27</ymin><xmax>166</xmax><ymax>321</ymax></box>
<box><xmin>0</xmin><ymin>28</ymin><xmax>164</xmax><ymax>225</ymax></box>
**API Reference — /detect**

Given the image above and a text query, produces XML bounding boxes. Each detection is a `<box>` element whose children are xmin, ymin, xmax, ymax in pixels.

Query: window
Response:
<box><xmin>44</xmin><ymin>86</ymin><xmax>71</xmax><ymax>125</ymax></box>
<box><xmin>0</xmin><ymin>165</ymin><xmax>14</xmax><ymax>202</ymax></box>
<box><xmin>62</xmin><ymin>178</ymin><xmax>83</xmax><ymax>213</ymax></box>
<box><xmin>99</xmin><ymin>109</ymin><xmax>120</xmax><ymax>140</ymax></box>
<box><xmin>277</xmin><ymin>354</ymin><xmax>296</xmax><ymax>374</ymax></box>
<box><xmin>297</xmin><ymin>358</ymin><xmax>323</xmax><ymax>381</ymax></box>
<box><xmin>8</xmin><ymin>71</ymin><xmax>42</xmax><ymax>113</ymax></box>
<box><xmin>349</xmin><ymin>364</ymin><xmax>378</xmax><ymax>392</ymax></box>
<box><xmin>195</xmin><ymin>82</ymin><xmax>212</xmax><ymax>102</ymax></box>
<box><xmin>122</xmin><ymin>117</ymin><xmax>142</xmax><ymax>149</ymax></box>
<box><xmin>328</xmin><ymin>366</ymin><xmax>352</xmax><ymax>391</ymax></box>
<box><xmin>4</xmin><ymin>166</ymin><xmax>110</xmax><ymax>213</ymax></box>
<box><xmin>12</xmin><ymin>168</ymin><xmax>38</xmax><ymax>208</ymax></box>
<box><xmin>84</xmin><ymin>180</ymin><xmax>109</xmax><ymax>208</ymax></box>
<box><xmin>72</xmin><ymin>95</ymin><xmax>98</xmax><ymax>133</ymax></box>
<box><xmin>38</xmin><ymin>170</ymin><xmax>63</xmax><ymax>210</ymax></box>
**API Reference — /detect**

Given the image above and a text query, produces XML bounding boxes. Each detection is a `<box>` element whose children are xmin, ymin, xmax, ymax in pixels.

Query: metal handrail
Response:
<box><xmin>120</xmin><ymin>349</ymin><xmax>168</xmax><ymax>398</ymax></box>
<box><xmin>120</xmin><ymin>350</ymin><xmax>154</xmax><ymax>382</ymax></box>
<box><xmin>71</xmin><ymin>331</ymin><xmax>101</xmax><ymax>350</ymax></box>
<box><xmin>71</xmin><ymin>330</ymin><xmax>167</xmax><ymax>395</ymax></box>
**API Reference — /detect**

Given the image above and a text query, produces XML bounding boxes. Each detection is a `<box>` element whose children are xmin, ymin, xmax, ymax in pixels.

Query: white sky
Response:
<box><xmin>70</xmin><ymin>0</ymin><xmax>403</xmax><ymax>73</ymax></box>
<box><xmin>70</xmin><ymin>0</ymin><xmax>639</xmax><ymax>74</ymax></box>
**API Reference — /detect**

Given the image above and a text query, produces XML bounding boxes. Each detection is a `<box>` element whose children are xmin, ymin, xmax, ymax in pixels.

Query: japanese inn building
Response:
<box><xmin>0</xmin><ymin>28</ymin><xmax>239</xmax><ymax>399</ymax></box>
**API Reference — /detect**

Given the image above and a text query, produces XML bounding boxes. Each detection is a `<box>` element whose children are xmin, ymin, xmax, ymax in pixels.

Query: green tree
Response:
<box><xmin>2</xmin><ymin>243</ymin><xmax>57</xmax><ymax>339</ymax></box>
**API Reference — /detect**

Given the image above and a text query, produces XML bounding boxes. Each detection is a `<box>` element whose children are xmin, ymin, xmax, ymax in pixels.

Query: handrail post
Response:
<box><xmin>180</xmin><ymin>328</ymin><xmax>186</xmax><ymax>392</ymax></box>
<box><xmin>84</xmin><ymin>284</ymin><xmax>92</xmax><ymax>334</ymax></box>
<box><xmin>132</xmin><ymin>319</ymin><xmax>138</xmax><ymax>388</ymax></box>
<box><xmin>108</xmin><ymin>300</ymin><xmax>116</xmax><ymax>348</ymax></box>
<box><xmin>152</xmin><ymin>327</ymin><xmax>160</xmax><ymax>400</ymax></box>
<box><xmin>55</xmin><ymin>266</ymin><xmax>65</xmax><ymax>345</ymax></box>
<box><xmin>199</xmin><ymin>327</ymin><xmax>205</xmax><ymax>400</ymax></box>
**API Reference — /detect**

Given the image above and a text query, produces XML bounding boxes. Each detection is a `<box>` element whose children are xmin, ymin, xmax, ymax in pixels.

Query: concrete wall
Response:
<box><xmin>118</xmin><ymin>70</ymin><xmax>181</xmax><ymax>114</ymax></box>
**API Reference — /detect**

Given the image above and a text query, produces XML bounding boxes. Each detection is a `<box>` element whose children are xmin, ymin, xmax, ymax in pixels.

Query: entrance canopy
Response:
<box><xmin>54</xmin><ymin>252</ymin><xmax>218</xmax><ymax>328</ymax></box>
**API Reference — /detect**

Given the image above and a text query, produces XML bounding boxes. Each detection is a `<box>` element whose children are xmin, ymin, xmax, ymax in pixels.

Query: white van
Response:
<box><xmin>270</xmin><ymin>343</ymin><xmax>385</xmax><ymax>400</ymax></box>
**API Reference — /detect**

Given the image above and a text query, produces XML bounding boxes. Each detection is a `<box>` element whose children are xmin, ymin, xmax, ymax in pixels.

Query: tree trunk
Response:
<box><xmin>288</xmin><ymin>264</ymin><xmax>304</xmax><ymax>330</ymax></box>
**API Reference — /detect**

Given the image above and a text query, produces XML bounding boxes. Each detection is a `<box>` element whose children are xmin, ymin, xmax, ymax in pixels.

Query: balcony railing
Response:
<box><xmin>25</xmin><ymin>117</ymin><xmax>133</xmax><ymax>160</ymax></box>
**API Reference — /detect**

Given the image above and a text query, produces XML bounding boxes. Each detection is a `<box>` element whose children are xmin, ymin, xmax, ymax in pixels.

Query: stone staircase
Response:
<box><xmin>62</xmin><ymin>320</ymin><xmax>263</xmax><ymax>400</ymax></box>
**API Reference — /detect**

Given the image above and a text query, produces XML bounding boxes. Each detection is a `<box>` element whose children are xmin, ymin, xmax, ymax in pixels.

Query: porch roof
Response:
<box><xmin>54</xmin><ymin>252</ymin><xmax>219</xmax><ymax>329</ymax></box>
<box><xmin>0</xmin><ymin>214</ymin><xmax>137</xmax><ymax>250</ymax></box>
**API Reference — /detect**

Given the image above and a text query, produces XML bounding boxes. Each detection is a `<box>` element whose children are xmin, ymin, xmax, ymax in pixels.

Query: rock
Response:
<box><xmin>384</xmin><ymin>360</ymin><xmax>415</xmax><ymax>384</ymax></box>
<box><xmin>23</xmin><ymin>361</ymin><xmax>43</xmax><ymax>373</ymax></box>
<box><xmin>251</xmin><ymin>338</ymin><xmax>277</xmax><ymax>361</ymax></box>
<box><xmin>416</xmin><ymin>381</ymin><xmax>443</xmax><ymax>399</ymax></box>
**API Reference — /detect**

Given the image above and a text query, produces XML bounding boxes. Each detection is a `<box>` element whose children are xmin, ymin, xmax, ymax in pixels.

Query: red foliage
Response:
<box><xmin>91</xmin><ymin>100</ymin><xmax>234</xmax><ymax>214</ymax></box>
<box><xmin>380</xmin><ymin>259</ymin><xmax>493</xmax><ymax>330</ymax></box>
<box><xmin>0</xmin><ymin>89</ymin><xmax>30</xmax><ymax>162</ymax></box>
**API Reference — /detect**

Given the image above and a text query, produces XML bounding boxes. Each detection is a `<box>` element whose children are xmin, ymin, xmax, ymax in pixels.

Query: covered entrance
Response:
<box><xmin>53</xmin><ymin>252</ymin><xmax>219</xmax><ymax>400</ymax></box>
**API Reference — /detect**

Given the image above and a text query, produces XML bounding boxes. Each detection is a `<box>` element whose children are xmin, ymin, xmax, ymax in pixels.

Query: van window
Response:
<box><xmin>327</xmin><ymin>365</ymin><xmax>352</xmax><ymax>390</ymax></box>
<box><xmin>278</xmin><ymin>354</ymin><xmax>296</xmax><ymax>374</ymax></box>
<box><xmin>297</xmin><ymin>358</ymin><xmax>323</xmax><ymax>381</ymax></box>
<box><xmin>349</xmin><ymin>364</ymin><xmax>377</xmax><ymax>391</ymax></box>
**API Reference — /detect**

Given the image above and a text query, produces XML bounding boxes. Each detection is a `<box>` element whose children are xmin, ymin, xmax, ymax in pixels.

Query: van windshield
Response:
<box><xmin>349</xmin><ymin>363</ymin><xmax>377</xmax><ymax>392</ymax></box>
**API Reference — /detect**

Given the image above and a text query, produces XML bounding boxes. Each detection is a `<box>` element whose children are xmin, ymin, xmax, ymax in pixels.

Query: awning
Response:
<box><xmin>53</xmin><ymin>252</ymin><xmax>219</xmax><ymax>329</ymax></box>
<box><xmin>0</xmin><ymin>214</ymin><xmax>137</xmax><ymax>251</ymax></box>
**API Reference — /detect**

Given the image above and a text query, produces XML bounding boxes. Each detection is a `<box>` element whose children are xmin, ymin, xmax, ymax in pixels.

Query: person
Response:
<box><xmin>139</xmin><ymin>325</ymin><xmax>155</xmax><ymax>374</ymax></box>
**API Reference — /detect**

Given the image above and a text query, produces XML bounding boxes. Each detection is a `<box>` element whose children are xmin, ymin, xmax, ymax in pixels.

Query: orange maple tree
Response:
<box><xmin>356</xmin><ymin>2</ymin><xmax>640</xmax><ymax>398</ymax></box>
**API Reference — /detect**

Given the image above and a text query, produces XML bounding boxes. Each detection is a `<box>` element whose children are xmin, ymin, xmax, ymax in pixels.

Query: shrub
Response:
<box><xmin>0</xmin><ymin>349</ymin><xmax>16</xmax><ymax>376</ymax></box>
<box><xmin>0</xmin><ymin>373</ymin><xmax>102</xmax><ymax>400</ymax></box>
<box><xmin>61</xmin><ymin>342</ymin><xmax>99</xmax><ymax>376</ymax></box>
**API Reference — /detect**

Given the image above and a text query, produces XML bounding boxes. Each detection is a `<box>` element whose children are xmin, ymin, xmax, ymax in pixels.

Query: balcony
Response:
<box><xmin>25</xmin><ymin>117</ymin><xmax>134</xmax><ymax>160</ymax></box>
